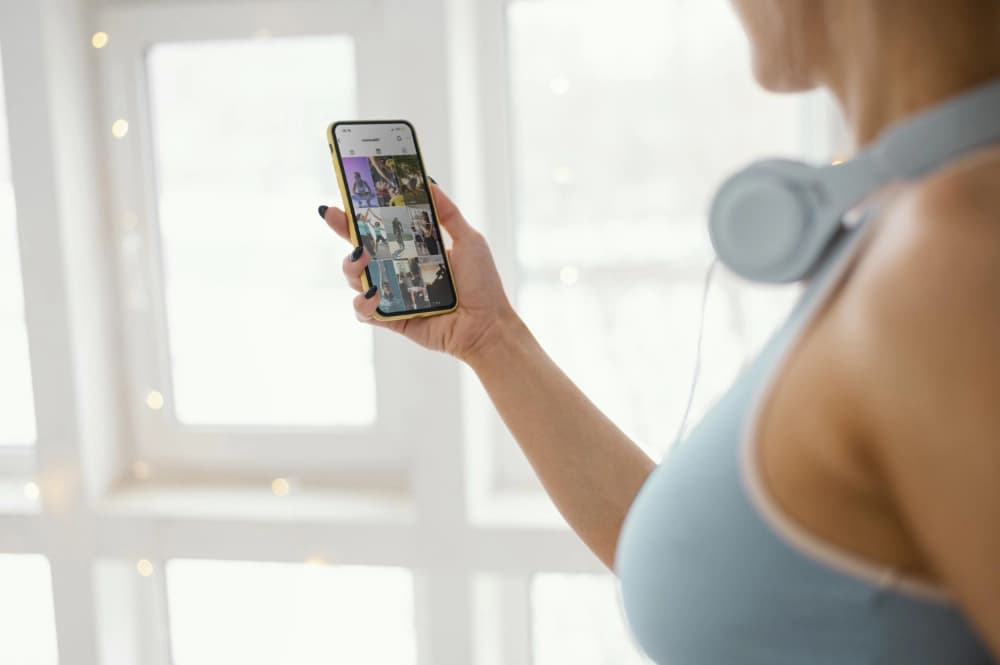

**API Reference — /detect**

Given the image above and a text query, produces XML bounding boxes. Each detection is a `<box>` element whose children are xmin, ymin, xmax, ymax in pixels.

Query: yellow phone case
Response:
<box><xmin>326</xmin><ymin>121</ymin><xmax>459</xmax><ymax>321</ymax></box>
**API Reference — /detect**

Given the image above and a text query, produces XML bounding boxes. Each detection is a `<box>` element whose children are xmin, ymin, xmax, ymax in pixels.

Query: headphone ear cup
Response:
<box><xmin>709</xmin><ymin>160</ymin><xmax>835</xmax><ymax>283</ymax></box>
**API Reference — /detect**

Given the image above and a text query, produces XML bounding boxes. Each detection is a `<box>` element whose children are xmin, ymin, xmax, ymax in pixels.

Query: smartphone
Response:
<box><xmin>327</xmin><ymin>120</ymin><xmax>458</xmax><ymax>320</ymax></box>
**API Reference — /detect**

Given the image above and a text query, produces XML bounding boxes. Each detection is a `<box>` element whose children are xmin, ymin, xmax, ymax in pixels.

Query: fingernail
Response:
<box><xmin>317</xmin><ymin>205</ymin><xmax>328</xmax><ymax>219</ymax></box>
<box><xmin>350</xmin><ymin>245</ymin><xmax>363</xmax><ymax>262</ymax></box>
<box><xmin>428</xmin><ymin>176</ymin><xmax>438</xmax><ymax>184</ymax></box>
<box><xmin>364</xmin><ymin>285</ymin><xmax>378</xmax><ymax>299</ymax></box>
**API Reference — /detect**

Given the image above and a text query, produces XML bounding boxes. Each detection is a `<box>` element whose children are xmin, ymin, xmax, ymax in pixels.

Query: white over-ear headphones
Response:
<box><xmin>709</xmin><ymin>78</ymin><xmax>1000</xmax><ymax>283</ymax></box>
<box><xmin>671</xmin><ymin>79</ymin><xmax>1000</xmax><ymax>446</ymax></box>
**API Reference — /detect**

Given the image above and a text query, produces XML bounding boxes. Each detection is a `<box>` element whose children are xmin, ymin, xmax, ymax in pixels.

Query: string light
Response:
<box><xmin>111</xmin><ymin>119</ymin><xmax>129</xmax><ymax>139</ymax></box>
<box><xmin>23</xmin><ymin>482</ymin><xmax>40</xmax><ymax>500</ymax></box>
<box><xmin>136</xmin><ymin>559</ymin><xmax>154</xmax><ymax>577</ymax></box>
<box><xmin>549</xmin><ymin>76</ymin><xmax>571</xmax><ymax>95</ymax></box>
<box><xmin>559</xmin><ymin>266</ymin><xmax>579</xmax><ymax>286</ymax></box>
<box><xmin>271</xmin><ymin>478</ymin><xmax>290</xmax><ymax>496</ymax></box>
<box><xmin>132</xmin><ymin>461</ymin><xmax>150</xmax><ymax>480</ymax></box>
<box><xmin>145</xmin><ymin>390</ymin><xmax>164</xmax><ymax>411</ymax></box>
<box><xmin>91</xmin><ymin>32</ymin><xmax>109</xmax><ymax>49</ymax></box>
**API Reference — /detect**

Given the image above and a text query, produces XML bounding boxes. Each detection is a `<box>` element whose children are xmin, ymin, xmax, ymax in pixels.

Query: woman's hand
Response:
<box><xmin>323</xmin><ymin>185</ymin><xmax>655</xmax><ymax>570</ymax></box>
<box><xmin>320</xmin><ymin>185</ymin><xmax>519</xmax><ymax>364</ymax></box>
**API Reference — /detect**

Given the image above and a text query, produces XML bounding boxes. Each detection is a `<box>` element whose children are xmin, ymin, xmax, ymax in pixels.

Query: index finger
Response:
<box><xmin>319</xmin><ymin>205</ymin><xmax>352</xmax><ymax>242</ymax></box>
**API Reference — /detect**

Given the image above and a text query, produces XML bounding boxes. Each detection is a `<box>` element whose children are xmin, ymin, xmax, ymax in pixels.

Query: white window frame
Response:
<box><xmin>0</xmin><ymin>0</ymin><xmax>854</xmax><ymax>663</ymax></box>
<box><xmin>0</xmin><ymin>40</ymin><xmax>36</xmax><ymax>479</ymax></box>
<box><xmin>99</xmin><ymin>0</ymin><xmax>467</xmax><ymax>480</ymax></box>
<box><xmin>2</xmin><ymin>1</ymin><xmax>607</xmax><ymax>664</ymax></box>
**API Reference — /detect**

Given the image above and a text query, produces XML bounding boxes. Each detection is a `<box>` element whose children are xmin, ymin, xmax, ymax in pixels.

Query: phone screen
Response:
<box><xmin>331</xmin><ymin>121</ymin><xmax>457</xmax><ymax>317</ymax></box>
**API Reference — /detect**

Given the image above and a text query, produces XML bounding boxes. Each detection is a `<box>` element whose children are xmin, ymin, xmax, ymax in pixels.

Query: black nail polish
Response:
<box><xmin>364</xmin><ymin>285</ymin><xmax>378</xmax><ymax>299</ymax></box>
<box><xmin>317</xmin><ymin>205</ymin><xmax>328</xmax><ymax>219</ymax></box>
<box><xmin>428</xmin><ymin>176</ymin><xmax>438</xmax><ymax>185</ymax></box>
<box><xmin>350</xmin><ymin>245</ymin><xmax>363</xmax><ymax>262</ymax></box>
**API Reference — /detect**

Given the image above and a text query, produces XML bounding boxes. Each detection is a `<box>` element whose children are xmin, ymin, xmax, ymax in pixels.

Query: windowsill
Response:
<box><xmin>98</xmin><ymin>481</ymin><xmax>416</xmax><ymax>524</ymax></box>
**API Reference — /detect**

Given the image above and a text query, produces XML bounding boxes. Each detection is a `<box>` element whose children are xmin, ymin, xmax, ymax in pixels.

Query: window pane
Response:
<box><xmin>0</xmin><ymin>46</ymin><xmax>37</xmax><ymax>445</ymax></box>
<box><xmin>509</xmin><ymin>0</ymin><xmax>828</xmax><ymax>269</ymax></box>
<box><xmin>0</xmin><ymin>555</ymin><xmax>58</xmax><ymax>665</ymax></box>
<box><xmin>532</xmin><ymin>573</ymin><xmax>647</xmax><ymax>665</ymax></box>
<box><xmin>518</xmin><ymin>276</ymin><xmax>746</xmax><ymax>458</ymax></box>
<box><xmin>147</xmin><ymin>37</ymin><xmax>374</xmax><ymax>426</ymax></box>
<box><xmin>167</xmin><ymin>560</ymin><xmax>416</xmax><ymax>665</ymax></box>
<box><xmin>504</xmin><ymin>0</ymin><xmax>814</xmax><ymax>463</ymax></box>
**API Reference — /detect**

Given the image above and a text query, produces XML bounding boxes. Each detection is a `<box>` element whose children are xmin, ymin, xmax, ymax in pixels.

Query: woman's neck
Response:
<box><xmin>821</xmin><ymin>4</ymin><xmax>1000</xmax><ymax>148</ymax></box>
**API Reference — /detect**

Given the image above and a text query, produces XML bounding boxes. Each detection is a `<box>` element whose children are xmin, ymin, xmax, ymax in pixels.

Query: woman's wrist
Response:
<box><xmin>459</xmin><ymin>308</ymin><xmax>533</xmax><ymax>371</ymax></box>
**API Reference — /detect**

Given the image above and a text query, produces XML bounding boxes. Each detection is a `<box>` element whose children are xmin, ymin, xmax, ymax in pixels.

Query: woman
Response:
<box><xmin>391</xmin><ymin>215</ymin><xmax>406</xmax><ymax>254</ymax></box>
<box><xmin>354</xmin><ymin>210</ymin><xmax>377</xmax><ymax>258</ymax></box>
<box><xmin>378</xmin><ymin>279</ymin><xmax>394</xmax><ymax>308</ymax></box>
<box><xmin>410</xmin><ymin>222</ymin><xmax>426</xmax><ymax>256</ymax></box>
<box><xmin>374</xmin><ymin>177</ymin><xmax>391</xmax><ymax>206</ymax></box>
<box><xmin>320</xmin><ymin>1</ymin><xmax>1000</xmax><ymax>661</ymax></box>
<box><xmin>418</xmin><ymin>211</ymin><xmax>440</xmax><ymax>255</ymax></box>
<box><xmin>371</xmin><ymin>219</ymin><xmax>389</xmax><ymax>258</ymax></box>
<box><xmin>351</xmin><ymin>171</ymin><xmax>375</xmax><ymax>208</ymax></box>
<box><xmin>388</xmin><ymin>185</ymin><xmax>406</xmax><ymax>207</ymax></box>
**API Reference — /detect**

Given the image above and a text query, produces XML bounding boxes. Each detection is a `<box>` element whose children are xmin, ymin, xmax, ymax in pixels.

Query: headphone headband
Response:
<box><xmin>877</xmin><ymin>79</ymin><xmax>1000</xmax><ymax>179</ymax></box>
<box><xmin>710</xmin><ymin>78</ymin><xmax>1000</xmax><ymax>283</ymax></box>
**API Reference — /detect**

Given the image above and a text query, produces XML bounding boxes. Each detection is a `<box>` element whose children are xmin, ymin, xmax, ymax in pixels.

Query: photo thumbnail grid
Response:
<box><xmin>370</xmin><ymin>255</ymin><xmax>452</xmax><ymax>313</ymax></box>
<box><xmin>342</xmin><ymin>154</ymin><xmax>429</xmax><ymax>208</ymax></box>
<box><xmin>341</xmin><ymin>154</ymin><xmax>452</xmax><ymax>313</ymax></box>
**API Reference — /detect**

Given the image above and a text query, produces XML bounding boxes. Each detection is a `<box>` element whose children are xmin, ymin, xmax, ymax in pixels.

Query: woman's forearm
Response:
<box><xmin>466</xmin><ymin>315</ymin><xmax>656</xmax><ymax>569</ymax></box>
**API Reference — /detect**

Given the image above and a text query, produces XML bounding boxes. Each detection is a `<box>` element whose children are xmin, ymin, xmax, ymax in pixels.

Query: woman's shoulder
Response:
<box><xmin>817</xmin><ymin>147</ymin><xmax>1000</xmax><ymax>422</ymax></box>
<box><xmin>854</xmin><ymin>147</ymin><xmax>1000</xmax><ymax>313</ymax></box>
<box><xmin>817</xmin><ymin>146</ymin><xmax>1000</xmax><ymax>477</ymax></box>
<box><xmin>819</xmin><ymin>147</ymin><xmax>1000</xmax><ymax>408</ymax></box>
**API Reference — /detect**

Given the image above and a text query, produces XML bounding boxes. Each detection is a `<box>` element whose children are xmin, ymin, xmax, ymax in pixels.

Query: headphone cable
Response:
<box><xmin>672</xmin><ymin>257</ymin><xmax>719</xmax><ymax>448</ymax></box>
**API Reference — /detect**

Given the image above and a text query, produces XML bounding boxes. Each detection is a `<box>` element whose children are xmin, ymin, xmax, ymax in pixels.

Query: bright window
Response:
<box><xmin>532</xmin><ymin>573</ymin><xmax>646</xmax><ymax>665</ymax></box>
<box><xmin>0</xmin><ymin>555</ymin><xmax>58</xmax><ymax>665</ymax></box>
<box><xmin>0</xmin><ymin>1</ymin><xmax>844</xmax><ymax>662</ymax></box>
<box><xmin>167</xmin><ymin>560</ymin><xmax>417</xmax><ymax>665</ymax></box>
<box><xmin>506</xmin><ymin>0</ymin><xmax>820</xmax><ymax>461</ymax></box>
<box><xmin>0</xmin><ymin>45</ymin><xmax>37</xmax><ymax>446</ymax></box>
<box><xmin>146</xmin><ymin>36</ymin><xmax>373</xmax><ymax>426</ymax></box>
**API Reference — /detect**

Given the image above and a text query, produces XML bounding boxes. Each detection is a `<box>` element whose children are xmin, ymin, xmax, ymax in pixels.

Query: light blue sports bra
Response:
<box><xmin>615</xmin><ymin>213</ymin><xmax>996</xmax><ymax>664</ymax></box>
